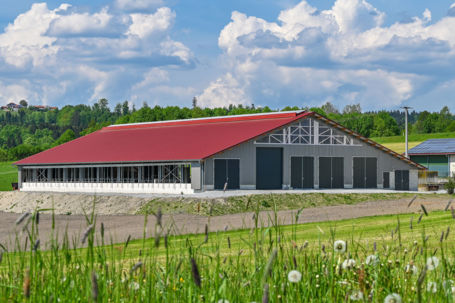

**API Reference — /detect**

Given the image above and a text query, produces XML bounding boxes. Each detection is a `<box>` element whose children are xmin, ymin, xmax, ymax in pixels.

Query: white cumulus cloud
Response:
<box><xmin>203</xmin><ymin>0</ymin><xmax>455</xmax><ymax>110</ymax></box>
<box><xmin>0</xmin><ymin>2</ymin><xmax>194</xmax><ymax>106</ymax></box>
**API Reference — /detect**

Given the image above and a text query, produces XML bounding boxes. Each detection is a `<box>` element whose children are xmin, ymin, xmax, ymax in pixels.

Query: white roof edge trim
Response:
<box><xmin>108</xmin><ymin>110</ymin><xmax>306</xmax><ymax>128</ymax></box>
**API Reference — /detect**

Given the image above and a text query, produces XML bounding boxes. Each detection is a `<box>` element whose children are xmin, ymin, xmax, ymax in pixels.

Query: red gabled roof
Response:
<box><xmin>15</xmin><ymin>111</ymin><xmax>309</xmax><ymax>165</ymax></box>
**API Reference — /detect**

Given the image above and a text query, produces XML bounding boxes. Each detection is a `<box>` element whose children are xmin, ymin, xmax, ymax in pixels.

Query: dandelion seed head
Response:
<box><xmin>350</xmin><ymin>290</ymin><xmax>364</xmax><ymax>301</ymax></box>
<box><xmin>287</xmin><ymin>270</ymin><xmax>302</xmax><ymax>283</ymax></box>
<box><xmin>426</xmin><ymin>256</ymin><xmax>439</xmax><ymax>270</ymax></box>
<box><xmin>427</xmin><ymin>281</ymin><xmax>437</xmax><ymax>293</ymax></box>
<box><xmin>404</xmin><ymin>264</ymin><xmax>418</xmax><ymax>275</ymax></box>
<box><xmin>130</xmin><ymin>282</ymin><xmax>140</xmax><ymax>291</ymax></box>
<box><xmin>384</xmin><ymin>293</ymin><xmax>402</xmax><ymax>303</ymax></box>
<box><xmin>334</xmin><ymin>240</ymin><xmax>346</xmax><ymax>253</ymax></box>
<box><xmin>443</xmin><ymin>280</ymin><xmax>454</xmax><ymax>291</ymax></box>
<box><xmin>342</xmin><ymin>259</ymin><xmax>356</xmax><ymax>270</ymax></box>
<box><xmin>365</xmin><ymin>255</ymin><xmax>379</xmax><ymax>266</ymax></box>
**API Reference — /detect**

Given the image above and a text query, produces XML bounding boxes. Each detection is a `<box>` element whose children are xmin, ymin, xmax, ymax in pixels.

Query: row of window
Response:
<box><xmin>22</xmin><ymin>165</ymin><xmax>192</xmax><ymax>184</ymax></box>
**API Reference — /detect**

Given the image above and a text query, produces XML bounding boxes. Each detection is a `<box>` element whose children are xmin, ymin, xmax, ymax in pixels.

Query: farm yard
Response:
<box><xmin>1</xmin><ymin>199</ymin><xmax>455</xmax><ymax>302</ymax></box>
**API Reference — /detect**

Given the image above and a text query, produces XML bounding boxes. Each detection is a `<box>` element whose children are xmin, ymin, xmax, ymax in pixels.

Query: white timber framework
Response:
<box><xmin>255</xmin><ymin>118</ymin><xmax>357</xmax><ymax>146</ymax></box>
<box><xmin>20</xmin><ymin>163</ymin><xmax>194</xmax><ymax>194</ymax></box>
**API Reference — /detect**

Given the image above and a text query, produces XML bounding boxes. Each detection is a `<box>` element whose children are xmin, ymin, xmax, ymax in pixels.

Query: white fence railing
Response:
<box><xmin>21</xmin><ymin>182</ymin><xmax>194</xmax><ymax>195</ymax></box>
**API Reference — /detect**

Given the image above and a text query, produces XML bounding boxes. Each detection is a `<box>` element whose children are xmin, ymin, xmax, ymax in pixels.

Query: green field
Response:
<box><xmin>371</xmin><ymin>132</ymin><xmax>454</xmax><ymax>154</ymax></box>
<box><xmin>2</xmin><ymin>205</ymin><xmax>455</xmax><ymax>302</ymax></box>
<box><xmin>371</xmin><ymin>132</ymin><xmax>455</xmax><ymax>144</ymax></box>
<box><xmin>0</xmin><ymin>161</ymin><xmax>17</xmax><ymax>191</ymax></box>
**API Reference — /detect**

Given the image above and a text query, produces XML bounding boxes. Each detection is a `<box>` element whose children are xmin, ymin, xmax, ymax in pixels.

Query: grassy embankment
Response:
<box><xmin>1</xmin><ymin>202</ymin><xmax>455</xmax><ymax>302</ymax></box>
<box><xmin>138</xmin><ymin>193</ymin><xmax>450</xmax><ymax>216</ymax></box>
<box><xmin>0</xmin><ymin>161</ymin><xmax>17</xmax><ymax>191</ymax></box>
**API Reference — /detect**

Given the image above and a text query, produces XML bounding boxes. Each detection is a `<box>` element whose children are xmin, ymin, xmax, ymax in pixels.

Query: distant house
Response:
<box><xmin>409</xmin><ymin>139</ymin><xmax>455</xmax><ymax>178</ymax></box>
<box><xmin>5</xmin><ymin>102</ymin><xmax>23</xmax><ymax>111</ymax></box>
<box><xmin>29</xmin><ymin>105</ymin><xmax>57</xmax><ymax>111</ymax></box>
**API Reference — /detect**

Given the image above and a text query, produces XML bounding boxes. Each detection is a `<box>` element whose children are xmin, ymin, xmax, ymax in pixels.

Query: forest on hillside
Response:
<box><xmin>1</xmin><ymin>98</ymin><xmax>454</xmax><ymax>161</ymax></box>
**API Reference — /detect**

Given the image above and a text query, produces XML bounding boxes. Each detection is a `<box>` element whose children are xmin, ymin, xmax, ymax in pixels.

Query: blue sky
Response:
<box><xmin>0</xmin><ymin>0</ymin><xmax>454</xmax><ymax>112</ymax></box>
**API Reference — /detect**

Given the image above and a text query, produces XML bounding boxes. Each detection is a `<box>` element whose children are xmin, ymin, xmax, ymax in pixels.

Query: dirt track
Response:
<box><xmin>0</xmin><ymin>196</ymin><xmax>451</xmax><ymax>250</ymax></box>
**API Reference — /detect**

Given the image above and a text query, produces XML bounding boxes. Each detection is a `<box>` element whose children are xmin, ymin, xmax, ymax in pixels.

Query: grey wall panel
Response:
<box><xmin>191</xmin><ymin>162</ymin><xmax>201</xmax><ymax>190</ymax></box>
<box><xmin>204</xmin><ymin>120</ymin><xmax>419</xmax><ymax>189</ymax></box>
<box><xmin>204</xmin><ymin>140</ymin><xmax>257</xmax><ymax>187</ymax></box>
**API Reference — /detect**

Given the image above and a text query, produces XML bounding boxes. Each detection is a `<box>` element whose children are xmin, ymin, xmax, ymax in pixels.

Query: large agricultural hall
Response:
<box><xmin>14</xmin><ymin>111</ymin><xmax>424</xmax><ymax>194</ymax></box>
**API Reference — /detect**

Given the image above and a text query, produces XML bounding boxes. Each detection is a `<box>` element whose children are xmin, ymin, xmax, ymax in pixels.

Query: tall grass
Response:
<box><xmin>1</xmin><ymin>199</ymin><xmax>455</xmax><ymax>302</ymax></box>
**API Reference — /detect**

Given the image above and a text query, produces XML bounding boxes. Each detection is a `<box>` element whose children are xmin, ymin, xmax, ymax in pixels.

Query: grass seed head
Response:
<box><xmin>23</xmin><ymin>269</ymin><xmax>30</xmax><ymax>299</ymax></box>
<box><xmin>190</xmin><ymin>258</ymin><xmax>201</xmax><ymax>288</ymax></box>
<box><xmin>33</xmin><ymin>239</ymin><xmax>40</xmax><ymax>252</ymax></box>
<box><xmin>262</xmin><ymin>283</ymin><xmax>269</xmax><ymax>303</ymax></box>
<box><xmin>420</xmin><ymin>204</ymin><xmax>428</xmax><ymax>216</ymax></box>
<box><xmin>91</xmin><ymin>271</ymin><xmax>98</xmax><ymax>302</ymax></box>
<box><xmin>131</xmin><ymin>261</ymin><xmax>143</xmax><ymax>274</ymax></box>
<box><xmin>417</xmin><ymin>214</ymin><xmax>423</xmax><ymax>224</ymax></box>
<box><xmin>35</xmin><ymin>211</ymin><xmax>39</xmax><ymax>225</ymax></box>
<box><xmin>262</xmin><ymin>249</ymin><xmax>278</xmax><ymax>282</ymax></box>
<box><xmin>81</xmin><ymin>224</ymin><xmax>94</xmax><ymax>244</ymax></box>
<box><xmin>16</xmin><ymin>212</ymin><xmax>30</xmax><ymax>225</ymax></box>
<box><xmin>407</xmin><ymin>195</ymin><xmax>417</xmax><ymax>208</ymax></box>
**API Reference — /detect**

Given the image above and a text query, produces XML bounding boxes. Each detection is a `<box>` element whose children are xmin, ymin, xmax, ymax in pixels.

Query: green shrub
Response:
<box><xmin>444</xmin><ymin>177</ymin><xmax>455</xmax><ymax>194</ymax></box>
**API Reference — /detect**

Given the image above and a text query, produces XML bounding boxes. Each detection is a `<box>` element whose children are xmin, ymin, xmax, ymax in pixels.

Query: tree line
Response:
<box><xmin>0</xmin><ymin>99</ymin><xmax>454</xmax><ymax>162</ymax></box>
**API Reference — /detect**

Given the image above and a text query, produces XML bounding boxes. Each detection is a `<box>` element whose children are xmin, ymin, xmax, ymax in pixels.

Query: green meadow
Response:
<box><xmin>1</xmin><ymin>203</ymin><xmax>455</xmax><ymax>302</ymax></box>
<box><xmin>0</xmin><ymin>161</ymin><xmax>17</xmax><ymax>191</ymax></box>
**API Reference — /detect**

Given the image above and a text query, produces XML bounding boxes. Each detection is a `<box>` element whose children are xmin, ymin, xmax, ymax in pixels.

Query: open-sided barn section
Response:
<box><xmin>14</xmin><ymin>111</ymin><xmax>424</xmax><ymax>194</ymax></box>
<box><xmin>409</xmin><ymin>139</ymin><xmax>455</xmax><ymax>178</ymax></box>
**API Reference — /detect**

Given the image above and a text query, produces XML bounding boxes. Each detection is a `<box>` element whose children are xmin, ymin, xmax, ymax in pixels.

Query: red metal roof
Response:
<box><xmin>15</xmin><ymin>111</ymin><xmax>309</xmax><ymax>165</ymax></box>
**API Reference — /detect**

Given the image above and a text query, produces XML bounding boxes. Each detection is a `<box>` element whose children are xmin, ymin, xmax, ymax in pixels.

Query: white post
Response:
<box><xmin>402</xmin><ymin>106</ymin><xmax>412</xmax><ymax>158</ymax></box>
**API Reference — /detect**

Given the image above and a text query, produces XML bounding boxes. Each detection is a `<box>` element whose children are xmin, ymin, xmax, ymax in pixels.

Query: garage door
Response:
<box><xmin>319</xmin><ymin>157</ymin><xmax>344</xmax><ymax>189</ymax></box>
<box><xmin>214</xmin><ymin>159</ymin><xmax>240</xmax><ymax>190</ymax></box>
<box><xmin>395</xmin><ymin>170</ymin><xmax>409</xmax><ymax>191</ymax></box>
<box><xmin>256</xmin><ymin>147</ymin><xmax>282</xmax><ymax>189</ymax></box>
<box><xmin>291</xmin><ymin>157</ymin><xmax>314</xmax><ymax>189</ymax></box>
<box><xmin>353</xmin><ymin>157</ymin><xmax>377</xmax><ymax>188</ymax></box>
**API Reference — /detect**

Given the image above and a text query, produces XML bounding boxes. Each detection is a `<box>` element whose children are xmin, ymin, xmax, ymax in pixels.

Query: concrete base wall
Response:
<box><xmin>21</xmin><ymin>182</ymin><xmax>194</xmax><ymax>195</ymax></box>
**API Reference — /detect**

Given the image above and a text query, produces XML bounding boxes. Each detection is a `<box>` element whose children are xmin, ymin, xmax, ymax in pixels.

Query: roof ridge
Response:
<box><xmin>105</xmin><ymin>110</ymin><xmax>306</xmax><ymax>131</ymax></box>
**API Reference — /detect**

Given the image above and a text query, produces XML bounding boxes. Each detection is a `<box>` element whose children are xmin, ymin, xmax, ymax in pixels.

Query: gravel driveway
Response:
<box><xmin>1</xmin><ymin>196</ymin><xmax>451</xmax><ymax>250</ymax></box>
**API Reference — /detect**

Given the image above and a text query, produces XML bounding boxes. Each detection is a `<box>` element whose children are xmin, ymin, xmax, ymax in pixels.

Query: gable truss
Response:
<box><xmin>255</xmin><ymin>118</ymin><xmax>358</xmax><ymax>146</ymax></box>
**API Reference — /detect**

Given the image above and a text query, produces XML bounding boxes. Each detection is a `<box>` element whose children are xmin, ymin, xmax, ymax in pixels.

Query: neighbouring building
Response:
<box><xmin>14</xmin><ymin>111</ymin><xmax>424</xmax><ymax>194</ymax></box>
<box><xmin>409</xmin><ymin>139</ymin><xmax>455</xmax><ymax>178</ymax></box>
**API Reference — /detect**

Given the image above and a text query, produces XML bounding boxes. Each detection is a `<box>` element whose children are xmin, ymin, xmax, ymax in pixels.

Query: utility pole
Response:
<box><xmin>401</xmin><ymin>106</ymin><xmax>412</xmax><ymax>158</ymax></box>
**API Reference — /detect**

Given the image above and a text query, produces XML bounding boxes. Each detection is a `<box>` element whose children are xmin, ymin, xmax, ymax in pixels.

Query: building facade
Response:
<box><xmin>15</xmin><ymin>111</ymin><xmax>424</xmax><ymax>194</ymax></box>
<box><xmin>409</xmin><ymin>139</ymin><xmax>455</xmax><ymax>178</ymax></box>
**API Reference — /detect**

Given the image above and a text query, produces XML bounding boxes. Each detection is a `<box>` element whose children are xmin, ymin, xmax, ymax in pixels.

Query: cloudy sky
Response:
<box><xmin>0</xmin><ymin>0</ymin><xmax>454</xmax><ymax>111</ymax></box>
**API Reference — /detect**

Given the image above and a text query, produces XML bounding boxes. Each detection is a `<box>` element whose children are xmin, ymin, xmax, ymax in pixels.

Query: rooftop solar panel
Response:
<box><xmin>408</xmin><ymin>138</ymin><xmax>455</xmax><ymax>154</ymax></box>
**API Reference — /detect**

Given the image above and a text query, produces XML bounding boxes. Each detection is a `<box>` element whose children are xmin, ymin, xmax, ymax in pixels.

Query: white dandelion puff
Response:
<box><xmin>443</xmin><ymin>280</ymin><xmax>454</xmax><ymax>291</ymax></box>
<box><xmin>365</xmin><ymin>255</ymin><xmax>379</xmax><ymax>266</ymax></box>
<box><xmin>218</xmin><ymin>300</ymin><xmax>230</xmax><ymax>303</ymax></box>
<box><xmin>287</xmin><ymin>270</ymin><xmax>302</xmax><ymax>283</ymax></box>
<box><xmin>350</xmin><ymin>290</ymin><xmax>364</xmax><ymax>301</ymax></box>
<box><xmin>404</xmin><ymin>264</ymin><xmax>418</xmax><ymax>275</ymax></box>
<box><xmin>129</xmin><ymin>282</ymin><xmax>140</xmax><ymax>291</ymax></box>
<box><xmin>427</xmin><ymin>281</ymin><xmax>437</xmax><ymax>293</ymax></box>
<box><xmin>334</xmin><ymin>240</ymin><xmax>347</xmax><ymax>253</ymax></box>
<box><xmin>426</xmin><ymin>256</ymin><xmax>439</xmax><ymax>270</ymax></box>
<box><xmin>342</xmin><ymin>259</ymin><xmax>356</xmax><ymax>270</ymax></box>
<box><xmin>384</xmin><ymin>293</ymin><xmax>402</xmax><ymax>303</ymax></box>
